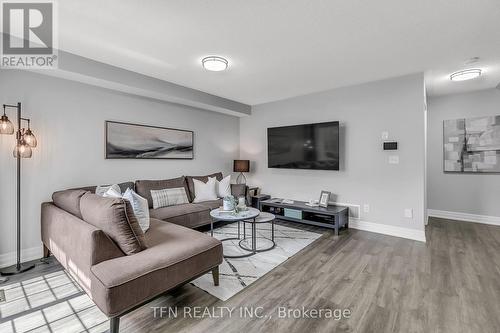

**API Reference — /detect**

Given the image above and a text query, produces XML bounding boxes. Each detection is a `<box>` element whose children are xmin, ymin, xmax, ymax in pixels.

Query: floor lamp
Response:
<box><xmin>0</xmin><ymin>102</ymin><xmax>37</xmax><ymax>276</ymax></box>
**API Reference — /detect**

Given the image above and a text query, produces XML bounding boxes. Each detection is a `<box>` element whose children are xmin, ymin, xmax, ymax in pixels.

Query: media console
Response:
<box><xmin>260</xmin><ymin>199</ymin><xmax>349</xmax><ymax>235</ymax></box>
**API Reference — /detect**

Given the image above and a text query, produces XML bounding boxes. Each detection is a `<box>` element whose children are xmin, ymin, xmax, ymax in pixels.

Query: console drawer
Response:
<box><xmin>284</xmin><ymin>208</ymin><xmax>302</xmax><ymax>219</ymax></box>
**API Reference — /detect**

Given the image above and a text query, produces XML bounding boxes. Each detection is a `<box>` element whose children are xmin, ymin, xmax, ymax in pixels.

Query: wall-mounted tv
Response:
<box><xmin>268</xmin><ymin>121</ymin><xmax>339</xmax><ymax>170</ymax></box>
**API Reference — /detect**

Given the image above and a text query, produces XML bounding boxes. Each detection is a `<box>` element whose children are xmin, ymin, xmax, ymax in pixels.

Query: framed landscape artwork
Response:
<box><xmin>105</xmin><ymin>121</ymin><xmax>194</xmax><ymax>159</ymax></box>
<box><xmin>443</xmin><ymin>115</ymin><xmax>500</xmax><ymax>173</ymax></box>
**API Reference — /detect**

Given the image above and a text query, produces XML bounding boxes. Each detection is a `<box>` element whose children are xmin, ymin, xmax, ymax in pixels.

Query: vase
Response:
<box><xmin>223</xmin><ymin>195</ymin><xmax>235</xmax><ymax>211</ymax></box>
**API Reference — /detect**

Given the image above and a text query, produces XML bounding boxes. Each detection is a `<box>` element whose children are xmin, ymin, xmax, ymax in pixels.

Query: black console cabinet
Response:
<box><xmin>260</xmin><ymin>199</ymin><xmax>349</xmax><ymax>235</ymax></box>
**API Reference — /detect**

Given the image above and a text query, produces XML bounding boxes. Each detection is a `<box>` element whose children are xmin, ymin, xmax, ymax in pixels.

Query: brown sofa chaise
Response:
<box><xmin>41</xmin><ymin>173</ymin><xmax>242</xmax><ymax>333</ymax></box>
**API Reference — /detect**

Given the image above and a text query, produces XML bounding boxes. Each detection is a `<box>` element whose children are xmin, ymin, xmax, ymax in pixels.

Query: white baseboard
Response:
<box><xmin>349</xmin><ymin>219</ymin><xmax>426</xmax><ymax>243</ymax></box>
<box><xmin>0</xmin><ymin>246</ymin><xmax>43</xmax><ymax>269</ymax></box>
<box><xmin>428</xmin><ymin>209</ymin><xmax>500</xmax><ymax>226</ymax></box>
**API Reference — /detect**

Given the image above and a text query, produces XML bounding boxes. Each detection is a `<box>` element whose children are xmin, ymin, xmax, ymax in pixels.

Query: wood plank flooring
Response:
<box><xmin>1</xmin><ymin>218</ymin><xmax>500</xmax><ymax>333</ymax></box>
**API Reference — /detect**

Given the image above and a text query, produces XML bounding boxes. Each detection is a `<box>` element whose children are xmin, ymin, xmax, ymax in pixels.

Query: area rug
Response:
<box><xmin>191</xmin><ymin>222</ymin><xmax>323</xmax><ymax>301</ymax></box>
<box><xmin>0</xmin><ymin>224</ymin><xmax>323</xmax><ymax>332</ymax></box>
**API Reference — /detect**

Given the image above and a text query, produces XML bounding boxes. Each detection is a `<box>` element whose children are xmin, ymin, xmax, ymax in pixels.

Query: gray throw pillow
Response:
<box><xmin>80</xmin><ymin>193</ymin><xmax>147</xmax><ymax>255</ymax></box>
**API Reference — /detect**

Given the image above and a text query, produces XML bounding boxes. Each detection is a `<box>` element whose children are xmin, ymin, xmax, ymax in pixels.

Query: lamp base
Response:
<box><xmin>0</xmin><ymin>263</ymin><xmax>35</xmax><ymax>276</ymax></box>
<box><xmin>236</xmin><ymin>172</ymin><xmax>247</xmax><ymax>184</ymax></box>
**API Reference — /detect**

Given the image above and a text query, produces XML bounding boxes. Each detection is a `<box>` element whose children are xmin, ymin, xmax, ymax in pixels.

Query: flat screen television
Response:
<box><xmin>268</xmin><ymin>121</ymin><xmax>340</xmax><ymax>170</ymax></box>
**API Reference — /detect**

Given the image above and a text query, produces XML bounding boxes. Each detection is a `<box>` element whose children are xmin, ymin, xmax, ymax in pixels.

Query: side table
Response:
<box><xmin>251</xmin><ymin>194</ymin><xmax>271</xmax><ymax>209</ymax></box>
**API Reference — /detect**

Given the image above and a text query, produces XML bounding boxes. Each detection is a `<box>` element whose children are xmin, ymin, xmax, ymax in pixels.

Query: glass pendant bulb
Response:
<box><xmin>13</xmin><ymin>140</ymin><xmax>33</xmax><ymax>158</ymax></box>
<box><xmin>24</xmin><ymin>128</ymin><xmax>37</xmax><ymax>147</ymax></box>
<box><xmin>0</xmin><ymin>114</ymin><xmax>14</xmax><ymax>135</ymax></box>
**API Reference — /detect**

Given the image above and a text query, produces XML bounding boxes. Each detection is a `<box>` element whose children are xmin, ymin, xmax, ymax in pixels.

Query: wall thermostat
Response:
<box><xmin>383</xmin><ymin>141</ymin><xmax>398</xmax><ymax>150</ymax></box>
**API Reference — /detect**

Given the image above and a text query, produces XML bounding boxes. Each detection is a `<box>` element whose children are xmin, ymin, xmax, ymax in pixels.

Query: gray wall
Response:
<box><xmin>0</xmin><ymin>70</ymin><xmax>240</xmax><ymax>264</ymax></box>
<box><xmin>240</xmin><ymin>73</ymin><xmax>426</xmax><ymax>231</ymax></box>
<box><xmin>427</xmin><ymin>88</ymin><xmax>500</xmax><ymax>217</ymax></box>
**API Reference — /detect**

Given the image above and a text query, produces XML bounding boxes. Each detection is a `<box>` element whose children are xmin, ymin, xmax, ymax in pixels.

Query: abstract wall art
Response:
<box><xmin>105</xmin><ymin>121</ymin><xmax>194</xmax><ymax>159</ymax></box>
<box><xmin>443</xmin><ymin>115</ymin><xmax>500</xmax><ymax>173</ymax></box>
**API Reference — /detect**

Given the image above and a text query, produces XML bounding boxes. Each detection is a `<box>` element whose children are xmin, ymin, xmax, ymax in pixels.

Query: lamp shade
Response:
<box><xmin>0</xmin><ymin>114</ymin><xmax>14</xmax><ymax>135</ymax></box>
<box><xmin>23</xmin><ymin>129</ymin><xmax>37</xmax><ymax>147</ymax></box>
<box><xmin>233</xmin><ymin>160</ymin><xmax>250</xmax><ymax>173</ymax></box>
<box><xmin>13</xmin><ymin>140</ymin><xmax>32</xmax><ymax>158</ymax></box>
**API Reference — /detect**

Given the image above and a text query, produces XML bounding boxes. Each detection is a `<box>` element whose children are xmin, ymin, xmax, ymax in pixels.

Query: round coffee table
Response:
<box><xmin>210</xmin><ymin>207</ymin><xmax>263</xmax><ymax>258</ymax></box>
<box><xmin>240</xmin><ymin>212</ymin><xmax>276</xmax><ymax>253</ymax></box>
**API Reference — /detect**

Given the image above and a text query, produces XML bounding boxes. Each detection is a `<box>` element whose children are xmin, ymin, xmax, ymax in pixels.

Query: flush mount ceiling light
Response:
<box><xmin>202</xmin><ymin>56</ymin><xmax>228</xmax><ymax>72</ymax></box>
<box><xmin>450</xmin><ymin>69</ymin><xmax>482</xmax><ymax>82</ymax></box>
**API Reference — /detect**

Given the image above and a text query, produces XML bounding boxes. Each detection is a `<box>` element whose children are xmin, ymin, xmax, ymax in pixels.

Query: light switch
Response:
<box><xmin>388</xmin><ymin>155</ymin><xmax>399</xmax><ymax>164</ymax></box>
<box><xmin>404</xmin><ymin>208</ymin><xmax>413</xmax><ymax>218</ymax></box>
<box><xmin>382</xmin><ymin>131</ymin><xmax>389</xmax><ymax>140</ymax></box>
<box><xmin>363</xmin><ymin>204</ymin><xmax>370</xmax><ymax>213</ymax></box>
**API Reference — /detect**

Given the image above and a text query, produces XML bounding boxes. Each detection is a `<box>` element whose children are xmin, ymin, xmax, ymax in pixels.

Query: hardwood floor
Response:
<box><xmin>1</xmin><ymin>218</ymin><xmax>500</xmax><ymax>333</ymax></box>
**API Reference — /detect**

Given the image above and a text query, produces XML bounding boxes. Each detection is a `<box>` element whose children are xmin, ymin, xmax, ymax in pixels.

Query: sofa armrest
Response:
<box><xmin>231</xmin><ymin>184</ymin><xmax>250</xmax><ymax>205</ymax></box>
<box><xmin>41</xmin><ymin>202</ymin><xmax>124</xmax><ymax>292</ymax></box>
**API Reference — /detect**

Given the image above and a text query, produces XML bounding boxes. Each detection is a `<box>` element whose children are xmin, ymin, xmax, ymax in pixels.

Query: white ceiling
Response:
<box><xmin>425</xmin><ymin>58</ymin><xmax>500</xmax><ymax>97</ymax></box>
<box><xmin>57</xmin><ymin>0</ymin><xmax>500</xmax><ymax>105</ymax></box>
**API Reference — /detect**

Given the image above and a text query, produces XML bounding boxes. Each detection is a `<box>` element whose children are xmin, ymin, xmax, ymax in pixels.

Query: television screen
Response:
<box><xmin>268</xmin><ymin>121</ymin><xmax>339</xmax><ymax>170</ymax></box>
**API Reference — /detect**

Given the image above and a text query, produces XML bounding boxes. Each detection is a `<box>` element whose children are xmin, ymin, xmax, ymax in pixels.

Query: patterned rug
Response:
<box><xmin>191</xmin><ymin>222</ymin><xmax>323</xmax><ymax>301</ymax></box>
<box><xmin>0</xmin><ymin>223</ymin><xmax>323</xmax><ymax>332</ymax></box>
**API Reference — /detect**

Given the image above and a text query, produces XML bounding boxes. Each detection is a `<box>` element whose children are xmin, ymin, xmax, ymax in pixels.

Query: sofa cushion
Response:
<box><xmin>149</xmin><ymin>203</ymin><xmax>209</xmax><ymax>220</ymax></box>
<box><xmin>80</xmin><ymin>193</ymin><xmax>147</xmax><ymax>255</ymax></box>
<box><xmin>186</xmin><ymin>172</ymin><xmax>223</xmax><ymax>202</ymax></box>
<box><xmin>135</xmin><ymin>177</ymin><xmax>189</xmax><ymax>208</ymax></box>
<box><xmin>197</xmin><ymin>199</ymin><xmax>223</xmax><ymax>210</ymax></box>
<box><xmin>90</xmin><ymin>219</ymin><xmax>222</xmax><ymax>317</ymax></box>
<box><xmin>52</xmin><ymin>189</ymin><xmax>89</xmax><ymax>219</ymax></box>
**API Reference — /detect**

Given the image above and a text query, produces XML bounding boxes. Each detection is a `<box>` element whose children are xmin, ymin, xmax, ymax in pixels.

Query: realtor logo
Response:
<box><xmin>1</xmin><ymin>1</ymin><xmax>57</xmax><ymax>68</ymax></box>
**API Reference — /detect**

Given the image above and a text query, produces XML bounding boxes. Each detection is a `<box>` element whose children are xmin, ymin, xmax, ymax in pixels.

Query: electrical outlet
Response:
<box><xmin>0</xmin><ymin>289</ymin><xmax>6</xmax><ymax>303</ymax></box>
<box><xmin>388</xmin><ymin>155</ymin><xmax>399</xmax><ymax>164</ymax></box>
<box><xmin>363</xmin><ymin>204</ymin><xmax>370</xmax><ymax>213</ymax></box>
<box><xmin>404</xmin><ymin>208</ymin><xmax>413</xmax><ymax>219</ymax></box>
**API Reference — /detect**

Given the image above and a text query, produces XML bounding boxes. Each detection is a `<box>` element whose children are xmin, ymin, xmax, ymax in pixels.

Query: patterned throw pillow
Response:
<box><xmin>150</xmin><ymin>187</ymin><xmax>189</xmax><ymax>209</ymax></box>
<box><xmin>95</xmin><ymin>184</ymin><xmax>121</xmax><ymax>196</ymax></box>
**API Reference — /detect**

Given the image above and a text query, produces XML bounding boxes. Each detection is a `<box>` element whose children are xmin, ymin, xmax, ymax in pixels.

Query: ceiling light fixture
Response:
<box><xmin>202</xmin><ymin>56</ymin><xmax>228</xmax><ymax>72</ymax></box>
<box><xmin>450</xmin><ymin>69</ymin><xmax>482</xmax><ymax>82</ymax></box>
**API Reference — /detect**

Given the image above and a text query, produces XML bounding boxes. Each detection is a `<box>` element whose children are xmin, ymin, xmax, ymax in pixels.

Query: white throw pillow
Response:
<box><xmin>96</xmin><ymin>184</ymin><xmax>121</xmax><ymax>196</ymax></box>
<box><xmin>210</xmin><ymin>175</ymin><xmax>231</xmax><ymax>198</ymax></box>
<box><xmin>102</xmin><ymin>186</ymin><xmax>122</xmax><ymax>198</ymax></box>
<box><xmin>150</xmin><ymin>187</ymin><xmax>189</xmax><ymax>209</ymax></box>
<box><xmin>192</xmin><ymin>178</ymin><xmax>218</xmax><ymax>203</ymax></box>
<box><xmin>123</xmin><ymin>188</ymin><xmax>150</xmax><ymax>233</ymax></box>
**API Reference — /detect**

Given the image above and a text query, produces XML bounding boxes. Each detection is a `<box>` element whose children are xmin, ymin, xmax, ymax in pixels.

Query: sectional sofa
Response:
<box><xmin>136</xmin><ymin>172</ymin><xmax>248</xmax><ymax>228</ymax></box>
<box><xmin>41</xmin><ymin>172</ymin><xmax>246</xmax><ymax>333</ymax></box>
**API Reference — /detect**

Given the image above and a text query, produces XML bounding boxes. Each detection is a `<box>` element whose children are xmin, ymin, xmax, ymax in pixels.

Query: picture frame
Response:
<box><xmin>319</xmin><ymin>190</ymin><xmax>331</xmax><ymax>208</ymax></box>
<box><xmin>443</xmin><ymin>115</ymin><xmax>500</xmax><ymax>173</ymax></box>
<box><xmin>105</xmin><ymin>120</ymin><xmax>194</xmax><ymax>159</ymax></box>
